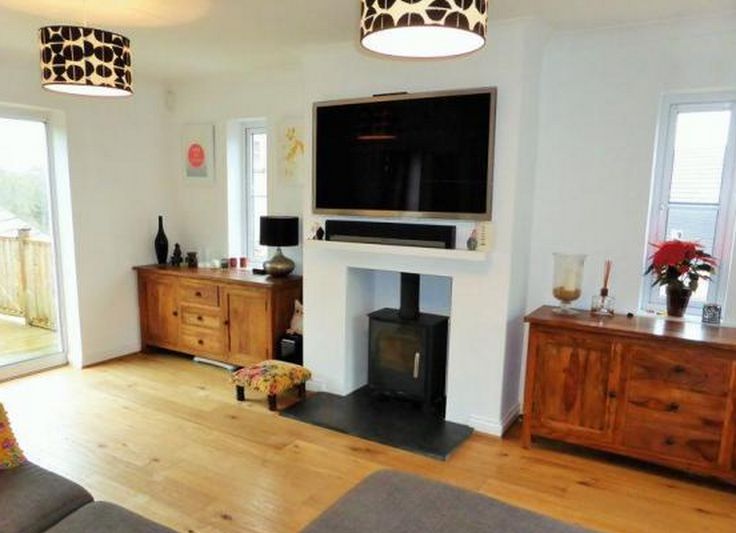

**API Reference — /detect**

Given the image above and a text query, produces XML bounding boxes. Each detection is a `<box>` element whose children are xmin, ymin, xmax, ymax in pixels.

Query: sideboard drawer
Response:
<box><xmin>624</xmin><ymin>380</ymin><xmax>727</xmax><ymax>433</ymax></box>
<box><xmin>180</xmin><ymin>325</ymin><xmax>224</xmax><ymax>355</ymax></box>
<box><xmin>621</xmin><ymin>420</ymin><xmax>722</xmax><ymax>466</ymax></box>
<box><xmin>626</xmin><ymin>343</ymin><xmax>730</xmax><ymax>396</ymax></box>
<box><xmin>181</xmin><ymin>306</ymin><xmax>223</xmax><ymax>330</ymax></box>
<box><xmin>180</xmin><ymin>281</ymin><xmax>220</xmax><ymax>307</ymax></box>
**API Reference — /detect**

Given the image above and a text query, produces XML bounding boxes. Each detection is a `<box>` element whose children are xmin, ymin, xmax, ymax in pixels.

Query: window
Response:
<box><xmin>643</xmin><ymin>94</ymin><xmax>736</xmax><ymax>311</ymax></box>
<box><xmin>243</xmin><ymin>127</ymin><xmax>268</xmax><ymax>263</ymax></box>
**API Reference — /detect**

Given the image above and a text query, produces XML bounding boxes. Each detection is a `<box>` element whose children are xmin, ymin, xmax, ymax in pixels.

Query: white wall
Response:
<box><xmin>300</xmin><ymin>20</ymin><xmax>548</xmax><ymax>433</ymax></box>
<box><xmin>527</xmin><ymin>15</ymin><xmax>736</xmax><ymax>321</ymax></box>
<box><xmin>160</xmin><ymin>13</ymin><xmax>736</xmax><ymax>425</ymax></box>
<box><xmin>167</xmin><ymin>67</ymin><xmax>306</xmax><ymax>269</ymax></box>
<box><xmin>0</xmin><ymin>59</ymin><xmax>177</xmax><ymax>366</ymax></box>
<box><xmin>167</xmin><ymin>22</ymin><xmax>549</xmax><ymax>433</ymax></box>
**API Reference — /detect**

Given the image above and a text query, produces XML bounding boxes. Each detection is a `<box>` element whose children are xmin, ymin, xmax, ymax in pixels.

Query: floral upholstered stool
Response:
<box><xmin>231</xmin><ymin>360</ymin><xmax>311</xmax><ymax>411</ymax></box>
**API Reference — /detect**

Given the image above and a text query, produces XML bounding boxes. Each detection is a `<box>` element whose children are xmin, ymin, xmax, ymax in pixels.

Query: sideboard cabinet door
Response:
<box><xmin>529</xmin><ymin>330</ymin><xmax>620</xmax><ymax>443</ymax></box>
<box><xmin>142</xmin><ymin>275</ymin><xmax>180</xmax><ymax>348</ymax></box>
<box><xmin>225</xmin><ymin>287</ymin><xmax>271</xmax><ymax>367</ymax></box>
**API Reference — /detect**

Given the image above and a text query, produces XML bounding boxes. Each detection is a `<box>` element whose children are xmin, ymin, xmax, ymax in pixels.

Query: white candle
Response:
<box><xmin>563</xmin><ymin>267</ymin><xmax>578</xmax><ymax>291</ymax></box>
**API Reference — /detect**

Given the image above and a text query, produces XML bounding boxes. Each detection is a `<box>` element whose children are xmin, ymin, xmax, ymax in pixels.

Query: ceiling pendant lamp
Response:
<box><xmin>39</xmin><ymin>25</ymin><xmax>133</xmax><ymax>97</ymax></box>
<box><xmin>360</xmin><ymin>0</ymin><xmax>488</xmax><ymax>58</ymax></box>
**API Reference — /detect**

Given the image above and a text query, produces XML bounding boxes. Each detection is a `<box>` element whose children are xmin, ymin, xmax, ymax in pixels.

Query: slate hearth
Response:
<box><xmin>281</xmin><ymin>386</ymin><xmax>473</xmax><ymax>460</ymax></box>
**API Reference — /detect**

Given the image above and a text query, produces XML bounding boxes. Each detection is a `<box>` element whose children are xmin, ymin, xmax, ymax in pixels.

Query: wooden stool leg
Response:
<box><xmin>267</xmin><ymin>394</ymin><xmax>277</xmax><ymax>411</ymax></box>
<box><xmin>297</xmin><ymin>383</ymin><xmax>306</xmax><ymax>400</ymax></box>
<box><xmin>236</xmin><ymin>385</ymin><xmax>245</xmax><ymax>402</ymax></box>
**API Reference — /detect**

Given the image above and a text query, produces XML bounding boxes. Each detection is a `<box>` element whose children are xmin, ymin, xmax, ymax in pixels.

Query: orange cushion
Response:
<box><xmin>0</xmin><ymin>403</ymin><xmax>26</xmax><ymax>469</ymax></box>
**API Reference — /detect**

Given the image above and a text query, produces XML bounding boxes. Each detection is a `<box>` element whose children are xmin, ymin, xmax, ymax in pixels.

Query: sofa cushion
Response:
<box><xmin>47</xmin><ymin>502</ymin><xmax>176</xmax><ymax>533</ymax></box>
<box><xmin>0</xmin><ymin>462</ymin><xmax>93</xmax><ymax>533</ymax></box>
<box><xmin>0</xmin><ymin>403</ymin><xmax>25</xmax><ymax>469</ymax></box>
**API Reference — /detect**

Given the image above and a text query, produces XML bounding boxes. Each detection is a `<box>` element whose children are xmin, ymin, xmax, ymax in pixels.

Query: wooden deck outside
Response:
<box><xmin>0</xmin><ymin>315</ymin><xmax>60</xmax><ymax>366</ymax></box>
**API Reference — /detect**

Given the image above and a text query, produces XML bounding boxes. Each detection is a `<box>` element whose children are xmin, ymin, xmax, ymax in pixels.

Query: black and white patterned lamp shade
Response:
<box><xmin>39</xmin><ymin>25</ymin><xmax>132</xmax><ymax>97</ymax></box>
<box><xmin>360</xmin><ymin>0</ymin><xmax>488</xmax><ymax>58</ymax></box>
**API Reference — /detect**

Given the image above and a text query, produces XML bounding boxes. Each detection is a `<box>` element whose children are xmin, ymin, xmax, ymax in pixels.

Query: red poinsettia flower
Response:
<box><xmin>645</xmin><ymin>239</ymin><xmax>717</xmax><ymax>291</ymax></box>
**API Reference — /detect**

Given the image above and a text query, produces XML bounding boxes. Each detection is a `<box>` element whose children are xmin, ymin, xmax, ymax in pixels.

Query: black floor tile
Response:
<box><xmin>281</xmin><ymin>386</ymin><xmax>473</xmax><ymax>460</ymax></box>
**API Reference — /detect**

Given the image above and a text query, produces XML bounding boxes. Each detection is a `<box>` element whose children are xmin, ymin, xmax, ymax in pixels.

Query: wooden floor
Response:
<box><xmin>0</xmin><ymin>315</ymin><xmax>60</xmax><ymax>365</ymax></box>
<box><xmin>1</xmin><ymin>353</ymin><xmax>735</xmax><ymax>533</ymax></box>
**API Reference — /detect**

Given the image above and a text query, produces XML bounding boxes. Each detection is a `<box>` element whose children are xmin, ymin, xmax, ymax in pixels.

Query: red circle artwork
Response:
<box><xmin>187</xmin><ymin>143</ymin><xmax>205</xmax><ymax>168</ymax></box>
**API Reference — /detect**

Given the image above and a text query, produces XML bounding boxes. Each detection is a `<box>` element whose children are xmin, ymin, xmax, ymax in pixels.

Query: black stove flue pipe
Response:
<box><xmin>399</xmin><ymin>273</ymin><xmax>420</xmax><ymax>321</ymax></box>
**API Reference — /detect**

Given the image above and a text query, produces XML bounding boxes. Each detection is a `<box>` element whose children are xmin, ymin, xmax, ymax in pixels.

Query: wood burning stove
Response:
<box><xmin>368</xmin><ymin>273</ymin><xmax>449</xmax><ymax>413</ymax></box>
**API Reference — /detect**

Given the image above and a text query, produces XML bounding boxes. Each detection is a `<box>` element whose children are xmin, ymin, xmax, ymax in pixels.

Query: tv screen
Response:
<box><xmin>313</xmin><ymin>89</ymin><xmax>495</xmax><ymax>220</ymax></box>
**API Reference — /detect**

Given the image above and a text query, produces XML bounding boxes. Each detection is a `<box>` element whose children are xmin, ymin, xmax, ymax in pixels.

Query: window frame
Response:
<box><xmin>642</xmin><ymin>92</ymin><xmax>736</xmax><ymax>313</ymax></box>
<box><xmin>242</xmin><ymin>124</ymin><xmax>268</xmax><ymax>263</ymax></box>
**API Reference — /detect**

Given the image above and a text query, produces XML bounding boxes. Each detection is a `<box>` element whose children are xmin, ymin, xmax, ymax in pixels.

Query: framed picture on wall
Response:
<box><xmin>183</xmin><ymin>123</ymin><xmax>215</xmax><ymax>183</ymax></box>
<box><xmin>278</xmin><ymin>116</ymin><xmax>306</xmax><ymax>182</ymax></box>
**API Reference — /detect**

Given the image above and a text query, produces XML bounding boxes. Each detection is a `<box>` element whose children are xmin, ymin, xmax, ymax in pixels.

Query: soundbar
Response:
<box><xmin>325</xmin><ymin>220</ymin><xmax>456</xmax><ymax>249</ymax></box>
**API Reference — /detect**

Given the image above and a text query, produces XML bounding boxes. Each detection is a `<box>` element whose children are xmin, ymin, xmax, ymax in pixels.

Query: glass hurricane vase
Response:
<box><xmin>552</xmin><ymin>253</ymin><xmax>586</xmax><ymax>315</ymax></box>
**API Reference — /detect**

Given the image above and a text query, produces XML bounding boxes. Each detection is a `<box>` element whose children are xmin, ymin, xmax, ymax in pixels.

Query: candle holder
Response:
<box><xmin>552</xmin><ymin>253</ymin><xmax>586</xmax><ymax>315</ymax></box>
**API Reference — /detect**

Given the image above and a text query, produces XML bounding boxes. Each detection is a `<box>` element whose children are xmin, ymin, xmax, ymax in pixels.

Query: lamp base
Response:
<box><xmin>263</xmin><ymin>247</ymin><xmax>295</xmax><ymax>277</ymax></box>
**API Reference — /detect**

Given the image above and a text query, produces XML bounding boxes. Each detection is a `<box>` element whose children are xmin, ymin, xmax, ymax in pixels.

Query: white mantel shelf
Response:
<box><xmin>305</xmin><ymin>239</ymin><xmax>489</xmax><ymax>262</ymax></box>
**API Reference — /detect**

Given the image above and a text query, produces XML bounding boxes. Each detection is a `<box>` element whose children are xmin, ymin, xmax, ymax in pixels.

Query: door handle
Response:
<box><xmin>413</xmin><ymin>352</ymin><xmax>421</xmax><ymax>379</ymax></box>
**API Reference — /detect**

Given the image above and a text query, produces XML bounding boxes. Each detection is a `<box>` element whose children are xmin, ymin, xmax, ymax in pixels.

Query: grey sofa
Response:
<box><xmin>0</xmin><ymin>461</ymin><xmax>174</xmax><ymax>533</ymax></box>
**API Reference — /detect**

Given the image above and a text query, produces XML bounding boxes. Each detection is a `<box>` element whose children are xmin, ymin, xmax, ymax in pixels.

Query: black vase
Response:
<box><xmin>154</xmin><ymin>215</ymin><xmax>169</xmax><ymax>265</ymax></box>
<box><xmin>666</xmin><ymin>284</ymin><xmax>692</xmax><ymax>318</ymax></box>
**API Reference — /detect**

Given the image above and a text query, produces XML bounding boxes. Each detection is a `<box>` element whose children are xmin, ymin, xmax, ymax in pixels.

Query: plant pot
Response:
<box><xmin>666</xmin><ymin>284</ymin><xmax>692</xmax><ymax>318</ymax></box>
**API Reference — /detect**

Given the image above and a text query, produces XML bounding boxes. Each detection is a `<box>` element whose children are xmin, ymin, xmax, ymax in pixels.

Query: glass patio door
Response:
<box><xmin>0</xmin><ymin>115</ymin><xmax>66</xmax><ymax>379</ymax></box>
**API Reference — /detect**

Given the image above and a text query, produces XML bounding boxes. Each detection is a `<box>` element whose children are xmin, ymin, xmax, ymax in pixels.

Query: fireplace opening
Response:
<box><xmin>368</xmin><ymin>273</ymin><xmax>449</xmax><ymax>415</ymax></box>
<box><xmin>282</xmin><ymin>268</ymin><xmax>472</xmax><ymax>459</ymax></box>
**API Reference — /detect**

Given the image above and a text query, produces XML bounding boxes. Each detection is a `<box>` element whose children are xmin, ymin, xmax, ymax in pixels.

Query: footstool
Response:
<box><xmin>231</xmin><ymin>360</ymin><xmax>311</xmax><ymax>411</ymax></box>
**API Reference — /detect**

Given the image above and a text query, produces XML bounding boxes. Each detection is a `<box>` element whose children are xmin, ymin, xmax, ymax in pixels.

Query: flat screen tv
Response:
<box><xmin>313</xmin><ymin>88</ymin><xmax>496</xmax><ymax>220</ymax></box>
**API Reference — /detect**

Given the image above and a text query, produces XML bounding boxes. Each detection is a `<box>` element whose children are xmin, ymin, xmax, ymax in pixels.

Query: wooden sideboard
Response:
<box><xmin>522</xmin><ymin>306</ymin><xmax>736</xmax><ymax>484</ymax></box>
<box><xmin>135</xmin><ymin>266</ymin><xmax>302</xmax><ymax>367</ymax></box>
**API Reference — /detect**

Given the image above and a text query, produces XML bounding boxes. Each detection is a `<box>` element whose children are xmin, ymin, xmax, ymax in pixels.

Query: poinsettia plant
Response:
<box><xmin>644</xmin><ymin>240</ymin><xmax>717</xmax><ymax>292</ymax></box>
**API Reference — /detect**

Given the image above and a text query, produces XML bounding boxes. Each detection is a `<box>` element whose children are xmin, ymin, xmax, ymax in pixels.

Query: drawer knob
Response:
<box><xmin>223</xmin><ymin>320</ymin><xmax>230</xmax><ymax>326</ymax></box>
<box><xmin>198</xmin><ymin>339</ymin><xmax>204</xmax><ymax>346</ymax></box>
<box><xmin>172</xmin><ymin>310</ymin><xmax>179</xmax><ymax>317</ymax></box>
<box><xmin>197</xmin><ymin>316</ymin><xmax>203</xmax><ymax>321</ymax></box>
<box><xmin>666</xmin><ymin>402</ymin><xmax>680</xmax><ymax>413</ymax></box>
<box><xmin>672</xmin><ymin>365</ymin><xmax>686</xmax><ymax>374</ymax></box>
<box><xmin>607</xmin><ymin>391</ymin><xmax>617</xmax><ymax>399</ymax></box>
<box><xmin>195</xmin><ymin>291</ymin><xmax>203</xmax><ymax>297</ymax></box>
<box><xmin>664</xmin><ymin>436</ymin><xmax>676</xmax><ymax>446</ymax></box>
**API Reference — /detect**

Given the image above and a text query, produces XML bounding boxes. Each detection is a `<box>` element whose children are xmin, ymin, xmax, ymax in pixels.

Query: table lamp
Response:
<box><xmin>260</xmin><ymin>216</ymin><xmax>299</xmax><ymax>277</ymax></box>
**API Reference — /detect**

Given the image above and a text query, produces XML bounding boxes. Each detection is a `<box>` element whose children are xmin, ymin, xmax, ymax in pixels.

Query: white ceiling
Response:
<box><xmin>0</xmin><ymin>0</ymin><xmax>733</xmax><ymax>81</ymax></box>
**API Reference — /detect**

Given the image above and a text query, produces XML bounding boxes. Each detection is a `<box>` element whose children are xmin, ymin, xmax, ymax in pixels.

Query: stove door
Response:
<box><xmin>369</xmin><ymin>320</ymin><xmax>426</xmax><ymax>399</ymax></box>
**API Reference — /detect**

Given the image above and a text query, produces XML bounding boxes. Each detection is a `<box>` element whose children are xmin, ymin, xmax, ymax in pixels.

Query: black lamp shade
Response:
<box><xmin>260</xmin><ymin>216</ymin><xmax>299</xmax><ymax>247</ymax></box>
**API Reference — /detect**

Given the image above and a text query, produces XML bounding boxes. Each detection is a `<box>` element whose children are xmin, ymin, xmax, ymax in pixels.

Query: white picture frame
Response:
<box><xmin>183</xmin><ymin>123</ymin><xmax>215</xmax><ymax>183</ymax></box>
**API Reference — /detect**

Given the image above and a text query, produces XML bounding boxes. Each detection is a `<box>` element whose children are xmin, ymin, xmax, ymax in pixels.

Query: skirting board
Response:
<box><xmin>468</xmin><ymin>403</ymin><xmax>521</xmax><ymax>437</ymax></box>
<box><xmin>80</xmin><ymin>342</ymin><xmax>143</xmax><ymax>368</ymax></box>
<box><xmin>306</xmin><ymin>379</ymin><xmax>328</xmax><ymax>393</ymax></box>
<box><xmin>0</xmin><ymin>352</ymin><xmax>67</xmax><ymax>382</ymax></box>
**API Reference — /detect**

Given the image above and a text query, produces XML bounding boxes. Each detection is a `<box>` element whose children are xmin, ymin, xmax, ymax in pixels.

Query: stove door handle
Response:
<box><xmin>413</xmin><ymin>352</ymin><xmax>421</xmax><ymax>379</ymax></box>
